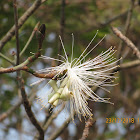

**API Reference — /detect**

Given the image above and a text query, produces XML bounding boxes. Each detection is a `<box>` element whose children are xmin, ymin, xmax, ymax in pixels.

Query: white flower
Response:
<box><xmin>32</xmin><ymin>32</ymin><xmax>119</xmax><ymax>120</ymax></box>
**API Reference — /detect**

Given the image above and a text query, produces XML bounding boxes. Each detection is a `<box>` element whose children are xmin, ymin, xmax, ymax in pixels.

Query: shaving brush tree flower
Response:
<box><xmin>32</xmin><ymin>32</ymin><xmax>119</xmax><ymax>120</ymax></box>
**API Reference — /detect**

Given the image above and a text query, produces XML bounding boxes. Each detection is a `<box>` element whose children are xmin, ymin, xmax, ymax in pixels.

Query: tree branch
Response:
<box><xmin>47</xmin><ymin>115</ymin><xmax>72</xmax><ymax>140</ymax></box>
<box><xmin>13</xmin><ymin>0</ymin><xmax>20</xmax><ymax>65</ymax></box>
<box><xmin>117</xmin><ymin>0</ymin><xmax>135</xmax><ymax>61</ymax></box>
<box><xmin>112</xmin><ymin>27</ymin><xmax>140</xmax><ymax>59</ymax></box>
<box><xmin>34</xmin><ymin>104</ymin><xmax>65</xmax><ymax>140</ymax></box>
<box><xmin>0</xmin><ymin>87</ymin><xmax>37</xmax><ymax>122</ymax></box>
<box><xmin>0</xmin><ymin>59</ymin><xmax>140</xmax><ymax>79</ymax></box>
<box><xmin>20</xmin><ymin>22</ymin><xmax>40</xmax><ymax>57</ymax></box>
<box><xmin>43</xmin><ymin>104</ymin><xmax>65</xmax><ymax>130</ymax></box>
<box><xmin>0</xmin><ymin>53</ymin><xmax>15</xmax><ymax>65</ymax></box>
<box><xmin>0</xmin><ymin>24</ymin><xmax>46</xmax><ymax>72</ymax></box>
<box><xmin>119</xmin><ymin>59</ymin><xmax>140</xmax><ymax>70</ymax></box>
<box><xmin>19</xmin><ymin>77</ymin><xmax>44</xmax><ymax>140</ymax></box>
<box><xmin>0</xmin><ymin>0</ymin><xmax>46</xmax><ymax>52</ymax></box>
<box><xmin>79</xmin><ymin>118</ymin><xmax>96</xmax><ymax>140</ymax></box>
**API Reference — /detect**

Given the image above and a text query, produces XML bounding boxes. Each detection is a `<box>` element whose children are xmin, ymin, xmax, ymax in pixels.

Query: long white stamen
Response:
<box><xmin>73</xmin><ymin>30</ymin><xmax>99</xmax><ymax>67</ymax></box>
<box><xmin>71</xmin><ymin>33</ymin><xmax>74</xmax><ymax>63</ymax></box>
<box><xmin>59</xmin><ymin>35</ymin><xmax>68</xmax><ymax>62</ymax></box>
<box><xmin>32</xmin><ymin>33</ymin><xmax>119</xmax><ymax>119</ymax></box>
<box><xmin>74</xmin><ymin>35</ymin><xmax>106</xmax><ymax>67</ymax></box>
<box><xmin>39</xmin><ymin>55</ymin><xmax>65</xmax><ymax>63</ymax></box>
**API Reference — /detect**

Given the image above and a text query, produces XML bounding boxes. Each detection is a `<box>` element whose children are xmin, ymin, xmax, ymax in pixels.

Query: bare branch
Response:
<box><xmin>101</xmin><ymin>11</ymin><xmax>129</xmax><ymax>27</ymax></box>
<box><xmin>117</xmin><ymin>0</ymin><xmax>135</xmax><ymax>61</ymax></box>
<box><xmin>0</xmin><ymin>24</ymin><xmax>46</xmax><ymax>139</ymax></box>
<box><xmin>0</xmin><ymin>100</ymin><xmax>22</xmax><ymax>122</ymax></box>
<box><xmin>13</xmin><ymin>0</ymin><xmax>20</xmax><ymax>65</ymax></box>
<box><xmin>19</xmin><ymin>77</ymin><xmax>44</xmax><ymax>140</ymax></box>
<box><xmin>119</xmin><ymin>59</ymin><xmax>140</xmax><ymax>70</ymax></box>
<box><xmin>0</xmin><ymin>53</ymin><xmax>15</xmax><ymax>65</ymax></box>
<box><xmin>34</xmin><ymin>104</ymin><xmax>65</xmax><ymax>140</ymax></box>
<box><xmin>0</xmin><ymin>88</ymin><xmax>37</xmax><ymax>122</ymax></box>
<box><xmin>0</xmin><ymin>0</ymin><xmax>46</xmax><ymax>52</ymax></box>
<box><xmin>0</xmin><ymin>59</ymin><xmax>140</xmax><ymax>79</ymax></box>
<box><xmin>0</xmin><ymin>24</ymin><xmax>46</xmax><ymax>73</ymax></box>
<box><xmin>20</xmin><ymin>22</ymin><xmax>40</xmax><ymax>57</ymax></box>
<box><xmin>112</xmin><ymin>27</ymin><xmax>140</xmax><ymax>59</ymax></box>
<box><xmin>43</xmin><ymin>104</ymin><xmax>65</xmax><ymax>130</ymax></box>
<box><xmin>47</xmin><ymin>116</ymin><xmax>71</xmax><ymax>140</ymax></box>
<box><xmin>79</xmin><ymin>118</ymin><xmax>96</xmax><ymax>140</ymax></box>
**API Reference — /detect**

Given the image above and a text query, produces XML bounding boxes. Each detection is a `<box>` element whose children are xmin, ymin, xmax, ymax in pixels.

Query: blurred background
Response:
<box><xmin>0</xmin><ymin>0</ymin><xmax>140</xmax><ymax>140</ymax></box>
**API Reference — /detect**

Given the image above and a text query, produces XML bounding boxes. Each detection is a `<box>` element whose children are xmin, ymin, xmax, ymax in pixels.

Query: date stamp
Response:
<box><xmin>106</xmin><ymin>118</ymin><xmax>139</xmax><ymax>124</ymax></box>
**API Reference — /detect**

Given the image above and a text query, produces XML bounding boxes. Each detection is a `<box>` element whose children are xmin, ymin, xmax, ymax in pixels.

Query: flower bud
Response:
<box><xmin>48</xmin><ymin>80</ymin><xmax>58</xmax><ymax>92</ymax></box>
<box><xmin>48</xmin><ymin>93</ymin><xmax>60</xmax><ymax>104</ymax></box>
<box><xmin>53</xmin><ymin>99</ymin><xmax>59</xmax><ymax>107</ymax></box>
<box><xmin>60</xmin><ymin>86</ymin><xmax>71</xmax><ymax>101</ymax></box>
<box><xmin>57</xmin><ymin>88</ymin><xmax>63</xmax><ymax>94</ymax></box>
<box><xmin>48</xmin><ymin>91</ymin><xmax>55</xmax><ymax>101</ymax></box>
<box><xmin>60</xmin><ymin>77</ymin><xmax>69</xmax><ymax>88</ymax></box>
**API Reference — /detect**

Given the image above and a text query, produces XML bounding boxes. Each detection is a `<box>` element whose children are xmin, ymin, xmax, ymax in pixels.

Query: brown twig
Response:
<box><xmin>0</xmin><ymin>0</ymin><xmax>46</xmax><ymax>52</ymax></box>
<box><xmin>43</xmin><ymin>104</ymin><xmax>65</xmax><ymax>130</ymax></box>
<box><xmin>112</xmin><ymin>27</ymin><xmax>140</xmax><ymax>59</ymax></box>
<box><xmin>47</xmin><ymin>115</ymin><xmax>72</xmax><ymax>140</ymax></box>
<box><xmin>0</xmin><ymin>59</ymin><xmax>140</xmax><ymax>79</ymax></box>
<box><xmin>0</xmin><ymin>53</ymin><xmax>15</xmax><ymax>65</ymax></box>
<box><xmin>0</xmin><ymin>24</ymin><xmax>46</xmax><ymax>139</ymax></box>
<box><xmin>34</xmin><ymin>104</ymin><xmax>65</xmax><ymax>140</ymax></box>
<box><xmin>0</xmin><ymin>100</ymin><xmax>22</xmax><ymax>122</ymax></box>
<box><xmin>17</xmin><ymin>23</ymin><xmax>46</xmax><ymax>138</ymax></box>
<box><xmin>85</xmin><ymin>2</ymin><xmax>138</xmax><ymax>33</ymax></box>
<box><xmin>117</xmin><ymin>0</ymin><xmax>135</xmax><ymax>61</ymax></box>
<box><xmin>0</xmin><ymin>87</ymin><xmax>37</xmax><ymax>122</ymax></box>
<box><xmin>100</xmin><ymin>11</ymin><xmax>129</xmax><ymax>27</ymax></box>
<box><xmin>79</xmin><ymin>118</ymin><xmax>96</xmax><ymax>140</ymax></box>
<box><xmin>0</xmin><ymin>59</ymin><xmax>139</xmax><ymax>122</ymax></box>
<box><xmin>20</xmin><ymin>22</ymin><xmax>40</xmax><ymax>57</ymax></box>
<box><xmin>0</xmin><ymin>24</ymin><xmax>46</xmax><ymax>73</ymax></box>
<box><xmin>19</xmin><ymin>77</ymin><xmax>44</xmax><ymax>140</ymax></box>
<box><xmin>118</xmin><ymin>59</ymin><xmax>140</xmax><ymax>70</ymax></box>
<box><xmin>13</xmin><ymin>0</ymin><xmax>20</xmax><ymax>65</ymax></box>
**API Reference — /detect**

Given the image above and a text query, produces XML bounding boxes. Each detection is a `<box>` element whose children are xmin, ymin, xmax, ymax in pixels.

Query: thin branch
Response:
<box><xmin>47</xmin><ymin>115</ymin><xmax>71</xmax><ymax>140</ymax></box>
<box><xmin>79</xmin><ymin>118</ymin><xmax>96</xmax><ymax>140</ymax></box>
<box><xmin>100</xmin><ymin>11</ymin><xmax>129</xmax><ymax>27</ymax></box>
<box><xmin>0</xmin><ymin>24</ymin><xmax>46</xmax><ymax>73</ymax></box>
<box><xmin>117</xmin><ymin>0</ymin><xmax>135</xmax><ymax>60</ymax></box>
<box><xmin>0</xmin><ymin>0</ymin><xmax>46</xmax><ymax>52</ymax></box>
<box><xmin>34</xmin><ymin>104</ymin><xmax>65</xmax><ymax>140</ymax></box>
<box><xmin>0</xmin><ymin>87</ymin><xmax>37</xmax><ymax>122</ymax></box>
<box><xmin>0</xmin><ymin>59</ymin><xmax>140</xmax><ymax>79</ymax></box>
<box><xmin>13</xmin><ymin>0</ymin><xmax>20</xmax><ymax>65</ymax></box>
<box><xmin>112</xmin><ymin>27</ymin><xmax>140</xmax><ymax>59</ymax></box>
<box><xmin>20</xmin><ymin>22</ymin><xmax>40</xmax><ymax>57</ymax></box>
<box><xmin>124</xmin><ymin>0</ymin><xmax>134</xmax><ymax>35</ymax></box>
<box><xmin>0</xmin><ymin>53</ymin><xmax>15</xmax><ymax>65</ymax></box>
<box><xmin>118</xmin><ymin>59</ymin><xmax>140</xmax><ymax>70</ymax></box>
<box><xmin>43</xmin><ymin>104</ymin><xmax>65</xmax><ymax>130</ymax></box>
<box><xmin>0</xmin><ymin>65</ymin><xmax>58</xmax><ymax>79</ymax></box>
<box><xmin>85</xmin><ymin>2</ymin><xmax>139</xmax><ymax>33</ymax></box>
<box><xmin>0</xmin><ymin>100</ymin><xmax>22</xmax><ymax>122</ymax></box>
<box><xmin>0</xmin><ymin>24</ymin><xmax>46</xmax><ymax>139</ymax></box>
<box><xmin>18</xmin><ymin>77</ymin><xmax>44</xmax><ymax>140</ymax></box>
<box><xmin>0</xmin><ymin>23</ymin><xmax>40</xmax><ymax>66</ymax></box>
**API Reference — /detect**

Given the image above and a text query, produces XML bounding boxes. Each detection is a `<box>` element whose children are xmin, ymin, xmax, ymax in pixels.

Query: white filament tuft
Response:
<box><xmin>33</xmin><ymin>33</ymin><xmax>119</xmax><ymax>120</ymax></box>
